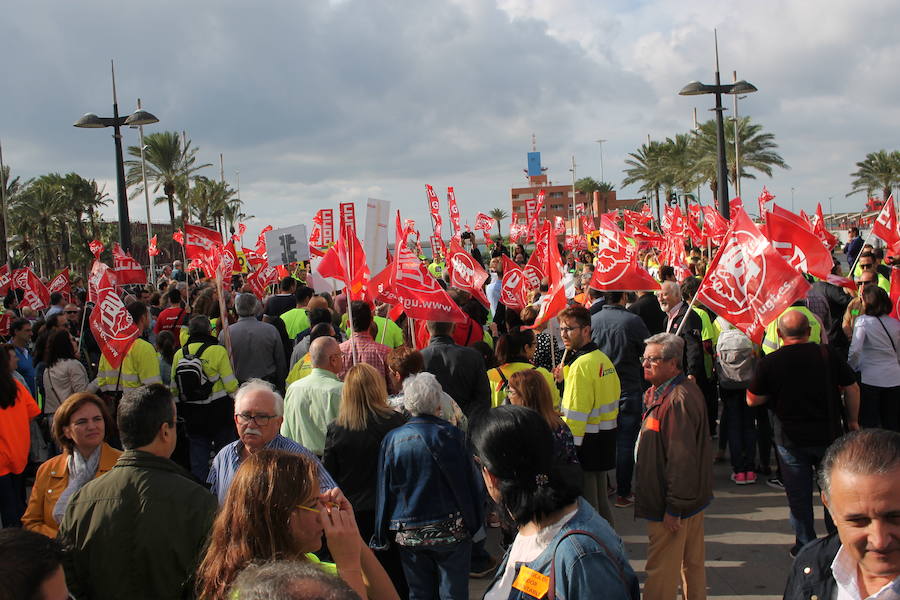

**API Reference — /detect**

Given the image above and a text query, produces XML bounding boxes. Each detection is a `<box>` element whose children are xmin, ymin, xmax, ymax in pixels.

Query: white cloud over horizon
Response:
<box><xmin>2</xmin><ymin>0</ymin><xmax>898</xmax><ymax>244</ymax></box>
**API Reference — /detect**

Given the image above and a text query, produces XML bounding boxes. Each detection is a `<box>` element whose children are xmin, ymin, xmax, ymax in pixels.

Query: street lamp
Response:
<box><xmin>679</xmin><ymin>31</ymin><xmax>756</xmax><ymax>218</ymax></box>
<box><xmin>595</xmin><ymin>138</ymin><xmax>607</xmax><ymax>183</ymax></box>
<box><xmin>74</xmin><ymin>60</ymin><xmax>158</xmax><ymax>252</ymax></box>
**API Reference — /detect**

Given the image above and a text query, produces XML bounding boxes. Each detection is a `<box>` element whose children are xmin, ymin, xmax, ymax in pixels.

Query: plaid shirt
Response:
<box><xmin>339</xmin><ymin>332</ymin><xmax>392</xmax><ymax>383</ymax></box>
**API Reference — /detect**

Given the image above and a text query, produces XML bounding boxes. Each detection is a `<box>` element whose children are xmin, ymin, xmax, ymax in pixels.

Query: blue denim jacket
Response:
<box><xmin>371</xmin><ymin>414</ymin><xmax>485</xmax><ymax>550</ymax></box>
<box><xmin>484</xmin><ymin>497</ymin><xmax>639</xmax><ymax>600</ymax></box>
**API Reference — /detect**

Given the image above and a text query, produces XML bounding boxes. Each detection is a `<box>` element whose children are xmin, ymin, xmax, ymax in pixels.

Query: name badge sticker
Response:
<box><xmin>511</xmin><ymin>565</ymin><xmax>550</xmax><ymax>598</ymax></box>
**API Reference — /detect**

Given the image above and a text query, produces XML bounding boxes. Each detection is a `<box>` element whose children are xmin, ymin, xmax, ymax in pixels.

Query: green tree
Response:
<box><xmin>125</xmin><ymin>131</ymin><xmax>211</xmax><ymax>235</ymax></box>
<box><xmin>12</xmin><ymin>176</ymin><xmax>66</xmax><ymax>273</ymax></box>
<box><xmin>622</xmin><ymin>140</ymin><xmax>669</xmax><ymax>217</ymax></box>
<box><xmin>0</xmin><ymin>165</ymin><xmax>28</xmax><ymax>264</ymax></box>
<box><xmin>575</xmin><ymin>177</ymin><xmax>615</xmax><ymax>196</ymax></box>
<box><xmin>188</xmin><ymin>177</ymin><xmax>240</xmax><ymax>233</ymax></box>
<box><xmin>690</xmin><ymin>117</ymin><xmax>789</xmax><ymax>197</ymax></box>
<box><xmin>488</xmin><ymin>207</ymin><xmax>508</xmax><ymax>240</ymax></box>
<box><xmin>847</xmin><ymin>149</ymin><xmax>900</xmax><ymax>201</ymax></box>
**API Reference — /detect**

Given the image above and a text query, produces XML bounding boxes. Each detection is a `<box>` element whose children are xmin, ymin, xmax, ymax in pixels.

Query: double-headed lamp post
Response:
<box><xmin>678</xmin><ymin>35</ymin><xmax>757</xmax><ymax>219</ymax></box>
<box><xmin>74</xmin><ymin>60</ymin><xmax>158</xmax><ymax>252</ymax></box>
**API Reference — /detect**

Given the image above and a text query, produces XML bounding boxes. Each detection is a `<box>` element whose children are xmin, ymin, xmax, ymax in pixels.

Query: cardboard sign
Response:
<box><xmin>264</xmin><ymin>225</ymin><xmax>310</xmax><ymax>266</ymax></box>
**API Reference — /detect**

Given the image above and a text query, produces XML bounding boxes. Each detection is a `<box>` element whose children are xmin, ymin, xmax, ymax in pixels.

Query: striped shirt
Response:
<box><xmin>207</xmin><ymin>434</ymin><xmax>337</xmax><ymax>504</ymax></box>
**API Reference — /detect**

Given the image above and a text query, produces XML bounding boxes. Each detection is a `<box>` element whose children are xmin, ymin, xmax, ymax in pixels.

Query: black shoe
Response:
<box><xmin>767</xmin><ymin>477</ymin><xmax>784</xmax><ymax>490</ymax></box>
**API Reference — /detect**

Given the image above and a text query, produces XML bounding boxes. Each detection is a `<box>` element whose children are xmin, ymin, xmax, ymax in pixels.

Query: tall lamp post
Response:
<box><xmin>678</xmin><ymin>32</ymin><xmax>756</xmax><ymax>218</ymax></box>
<box><xmin>74</xmin><ymin>60</ymin><xmax>158</xmax><ymax>252</ymax></box>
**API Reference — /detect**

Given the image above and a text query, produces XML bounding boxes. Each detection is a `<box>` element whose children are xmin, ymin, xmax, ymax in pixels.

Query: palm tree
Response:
<box><xmin>125</xmin><ymin>131</ymin><xmax>211</xmax><ymax>233</ymax></box>
<box><xmin>488</xmin><ymin>208</ymin><xmax>508</xmax><ymax>240</ymax></box>
<box><xmin>188</xmin><ymin>177</ymin><xmax>239</xmax><ymax>233</ymax></box>
<box><xmin>660</xmin><ymin>133</ymin><xmax>701</xmax><ymax>212</ymax></box>
<box><xmin>623</xmin><ymin>140</ymin><xmax>669</xmax><ymax>219</ymax></box>
<box><xmin>0</xmin><ymin>165</ymin><xmax>28</xmax><ymax>264</ymax></box>
<box><xmin>12</xmin><ymin>177</ymin><xmax>66</xmax><ymax>273</ymax></box>
<box><xmin>690</xmin><ymin>117</ymin><xmax>788</xmax><ymax>197</ymax></box>
<box><xmin>847</xmin><ymin>150</ymin><xmax>900</xmax><ymax>201</ymax></box>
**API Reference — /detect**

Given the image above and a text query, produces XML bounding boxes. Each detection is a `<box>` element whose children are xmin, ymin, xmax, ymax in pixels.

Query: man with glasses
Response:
<box><xmin>635</xmin><ymin>333</ymin><xmax>712</xmax><ymax>600</ymax></box>
<box><xmin>208</xmin><ymin>378</ymin><xmax>336</xmax><ymax>504</ymax></box>
<box><xmin>855</xmin><ymin>251</ymin><xmax>891</xmax><ymax>293</ymax></box>
<box><xmin>554</xmin><ymin>305</ymin><xmax>620</xmax><ymax>526</ymax></box>
<box><xmin>58</xmin><ymin>384</ymin><xmax>217</xmax><ymax>599</ymax></box>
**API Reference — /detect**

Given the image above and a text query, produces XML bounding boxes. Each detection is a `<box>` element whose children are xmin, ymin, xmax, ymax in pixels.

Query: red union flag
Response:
<box><xmin>88</xmin><ymin>260</ymin><xmax>115</xmax><ymax>304</ymax></box>
<box><xmin>500</xmin><ymin>255</ymin><xmax>528</xmax><ymax>311</ymax></box>
<box><xmin>184</xmin><ymin>224</ymin><xmax>223</xmax><ymax>259</ymax></box>
<box><xmin>255</xmin><ymin>225</ymin><xmax>273</xmax><ymax>258</ymax></box>
<box><xmin>390</xmin><ymin>212</ymin><xmax>466</xmax><ymax>323</ymax></box>
<box><xmin>425</xmin><ymin>185</ymin><xmax>443</xmax><ymax>235</ymax></box>
<box><xmin>526</xmin><ymin>190</ymin><xmax>546</xmax><ymax>239</ymax></box>
<box><xmin>697</xmin><ymin>207</ymin><xmax>810</xmax><ymax>343</ymax></box>
<box><xmin>580</xmin><ymin>214</ymin><xmax>595</xmax><ymax>235</ymax></box>
<box><xmin>758</xmin><ymin>187</ymin><xmax>775</xmax><ymax>220</ymax></box>
<box><xmin>148</xmin><ymin>235</ymin><xmax>159</xmax><ymax>257</ymax></box>
<box><xmin>701</xmin><ymin>206</ymin><xmax>729</xmax><ymax>246</ymax></box>
<box><xmin>248</xmin><ymin>264</ymin><xmax>279</xmax><ymax>299</ymax></box>
<box><xmin>0</xmin><ymin>265</ymin><xmax>10</xmax><ymax>296</ymax></box>
<box><xmin>370</xmin><ymin>263</ymin><xmax>398</xmax><ymax>305</ymax></box>
<box><xmin>473</xmin><ymin>212</ymin><xmax>496</xmax><ymax>232</ymax></box>
<box><xmin>523</xmin><ymin>228</ymin><xmax>550</xmax><ymax>291</ymax></box>
<box><xmin>0</xmin><ymin>312</ymin><xmax>10</xmax><ymax>337</ymax></box>
<box><xmin>446</xmin><ymin>236</ymin><xmax>489</xmax><ymax>307</ymax></box>
<box><xmin>317</xmin><ymin>225</ymin><xmax>370</xmax><ymax>301</ymax></box>
<box><xmin>588</xmin><ymin>216</ymin><xmax>660</xmax><ymax>291</ymax></box>
<box><xmin>89</xmin><ymin>240</ymin><xmax>104</xmax><ymax>258</ymax></box>
<box><xmin>173</xmin><ymin>230</ymin><xmax>184</xmax><ymax>245</ymax></box>
<box><xmin>48</xmin><ymin>268</ymin><xmax>71</xmax><ymax>300</ymax></box>
<box><xmin>320</xmin><ymin>209</ymin><xmax>335</xmax><ymax>246</ymax></box>
<box><xmin>339</xmin><ymin>202</ymin><xmax>357</xmax><ymax>236</ymax></box>
<box><xmin>728</xmin><ymin>196</ymin><xmax>745</xmax><ymax>221</ymax></box>
<box><xmin>528</xmin><ymin>223</ymin><xmax>567</xmax><ymax>330</ymax></box>
<box><xmin>873</xmin><ymin>194</ymin><xmax>899</xmax><ymax>248</ymax></box>
<box><xmin>112</xmin><ymin>243</ymin><xmax>147</xmax><ymax>285</ymax></box>
<box><xmin>89</xmin><ymin>271</ymin><xmax>140</xmax><ymax>369</ymax></box>
<box><xmin>447</xmin><ymin>187</ymin><xmax>461</xmax><ymax>238</ymax></box>
<box><xmin>765</xmin><ymin>209</ymin><xmax>833</xmax><ymax>279</ymax></box>
<box><xmin>553</xmin><ymin>216</ymin><xmax>566</xmax><ymax>235</ymax></box>
<box><xmin>12</xmin><ymin>268</ymin><xmax>50</xmax><ymax>311</ymax></box>
<box><xmin>813</xmin><ymin>203</ymin><xmax>838</xmax><ymax>251</ymax></box>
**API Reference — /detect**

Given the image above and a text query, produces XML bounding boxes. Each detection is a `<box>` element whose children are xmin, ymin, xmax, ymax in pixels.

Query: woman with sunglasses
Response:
<box><xmin>473</xmin><ymin>405</ymin><xmax>638</xmax><ymax>600</ymax></box>
<box><xmin>22</xmin><ymin>393</ymin><xmax>120</xmax><ymax>537</ymax></box>
<box><xmin>196</xmin><ymin>449</ymin><xmax>398</xmax><ymax>600</ymax></box>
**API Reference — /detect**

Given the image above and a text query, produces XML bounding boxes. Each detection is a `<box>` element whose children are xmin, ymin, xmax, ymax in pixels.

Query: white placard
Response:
<box><xmin>264</xmin><ymin>225</ymin><xmax>310</xmax><ymax>266</ymax></box>
<box><xmin>364</xmin><ymin>197</ymin><xmax>391</xmax><ymax>275</ymax></box>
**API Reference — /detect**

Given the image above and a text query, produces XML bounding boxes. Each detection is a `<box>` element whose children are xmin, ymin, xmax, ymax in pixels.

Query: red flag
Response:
<box><xmin>0</xmin><ymin>312</ymin><xmax>11</xmax><ymax>337</ymax></box>
<box><xmin>527</xmin><ymin>223</ymin><xmax>567</xmax><ymax>330</ymax></box>
<box><xmin>221</xmin><ymin>242</ymin><xmax>240</xmax><ymax>276</ymax></box>
<box><xmin>0</xmin><ymin>265</ymin><xmax>10</xmax><ymax>296</ymax></box>
<box><xmin>873</xmin><ymin>195</ymin><xmax>899</xmax><ymax>248</ymax></box>
<box><xmin>523</xmin><ymin>232</ymin><xmax>549</xmax><ymax>291</ymax></box>
<box><xmin>247</xmin><ymin>264</ymin><xmax>279</xmax><ymax>298</ymax></box>
<box><xmin>255</xmin><ymin>225</ymin><xmax>273</xmax><ymax>258</ymax></box>
<box><xmin>474</xmin><ymin>212</ymin><xmax>496</xmax><ymax>232</ymax></box>
<box><xmin>48</xmin><ymin>268</ymin><xmax>71</xmax><ymax>300</ymax></box>
<box><xmin>758</xmin><ymin>187</ymin><xmax>775</xmax><ymax>220</ymax></box>
<box><xmin>370</xmin><ymin>263</ymin><xmax>399</xmax><ymax>305</ymax></box>
<box><xmin>499</xmin><ymin>255</ymin><xmax>528</xmax><ymax>312</ymax></box>
<box><xmin>446</xmin><ymin>236</ymin><xmax>490</xmax><ymax>307</ymax></box>
<box><xmin>88</xmin><ymin>260</ymin><xmax>115</xmax><ymax>304</ymax></box>
<box><xmin>697</xmin><ymin>207</ymin><xmax>810</xmax><ymax>343</ymax></box>
<box><xmin>389</xmin><ymin>212</ymin><xmax>466</xmax><ymax>323</ymax></box>
<box><xmin>827</xmin><ymin>273</ymin><xmax>856</xmax><ymax>292</ymax></box>
<box><xmin>339</xmin><ymin>203</ymin><xmax>357</xmax><ymax>236</ymax></box>
<box><xmin>148</xmin><ymin>235</ymin><xmax>159</xmax><ymax>257</ymax></box>
<box><xmin>580</xmin><ymin>214</ymin><xmax>595</xmax><ymax>235</ymax></box>
<box><xmin>482</xmin><ymin>230</ymin><xmax>494</xmax><ymax>246</ymax></box>
<box><xmin>112</xmin><ymin>243</ymin><xmax>147</xmax><ymax>285</ymax></box>
<box><xmin>771</xmin><ymin>204</ymin><xmax>814</xmax><ymax>233</ymax></box>
<box><xmin>764</xmin><ymin>209</ymin><xmax>833</xmax><ymax>279</ymax></box>
<box><xmin>89</xmin><ymin>271</ymin><xmax>140</xmax><ymax>369</ymax></box>
<box><xmin>575</xmin><ymin>203</ymin><xmax>586</xmax><ymax>216</ymax></box>
<box><xmin>659</xmin><ymin>235</ymin><xmax>691</xmax><ymax>281</ymax></box>
<box><xmin>813</xmin><ymin>204</ymin><xmax>838</xmax><ymax>251</ymax></box>
<box><xmin>526</xmin><ymin>190</ymin><xmax>546</xmax><ymax>239</ymax></box>
<box><xmin>553</xmin><ymin>216</ymin><xmax>566</xmax><ymax>236</ymax></box>
<box><xmin>12</xmin><ymin>268</ymin><xmax>50</xmax><ymax>311</ymax></box>
<box><xmin>319</xmin><ymin>209</ymin><xmax>334</xmax><ymax>246</ymax></box>
<box><xmin>447</xmin><ymin>187</ymin><xmax>462</xmax><ymax>238</ymax></box>
<box><xmin>237</xmin><ymin>223</ymin><xmax>247</xmax><ymax>238</ymax></box>
<box><xmin>891</xmin><ymin>269</ymin><xmax>900</xmax><ymax>319</ymax></box>
<box><xmin>588</xmin><ymin>216</ymin><xmax>661</xmax><ymax>291</ymax></box>
<box><xmin>701</xmin><ymin>207</ymin><xmax>729</xmax><ymax>246</ymax></box>
<box><xmin>243</xmin><ymin>247</ymin><xmax>267</xmax><ymax>269</ymax></box>
<box><xmin>89</xmin><ymin>240</ymin><xmax>104</xmax><ymax>258</ymax></box>
<box><xmin>317</xmin><ymin>225</ymin><xmax>370</xmax><ymax>301</ymax></box>
<box><xmin>172</xmin><ymin>230</ymin><xmax>184</xmax><ymax>245</ymax></box>
<box><xmin>184</xmin><ymin>224</ymin><xmax>223</xmax><ymax>259</ymax></box>
<box><xmin>687</xmin><ymin>203</ymin><xmax>703</xmax><ymax>245</ymax></box>
<box><xmin>728</xmin><ymin>197</ymin><xmax>745</xmax><ymax>220</ymax></box>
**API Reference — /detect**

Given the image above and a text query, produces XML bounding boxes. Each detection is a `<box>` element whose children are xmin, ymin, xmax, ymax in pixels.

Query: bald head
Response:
<box><xmin>777</xmin><ymin>310</ymin><xmax>811</xmax><ymax>342</ymax></box>
<box><xmin>306</xmin><ymin>296</ymin><xmax>328</xmax><ymax>312</ymax></box>
<box><xmin>310</xmin><ymin>336</ymin><xmax>342</xmax><ymax>373</ymax></box>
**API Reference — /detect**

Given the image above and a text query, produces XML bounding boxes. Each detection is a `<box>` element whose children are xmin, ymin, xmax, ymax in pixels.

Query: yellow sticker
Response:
<box><xmin>511</xmin><ymin>565</ymin><xmax>550</xmax><ymax>599</ymax></box>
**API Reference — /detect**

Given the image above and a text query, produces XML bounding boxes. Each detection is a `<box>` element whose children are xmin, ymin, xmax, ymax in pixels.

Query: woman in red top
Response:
<box><xmin>0</xmin><ymin>347</ymin><xmax>40</xmax><ymax>527</ymax></box>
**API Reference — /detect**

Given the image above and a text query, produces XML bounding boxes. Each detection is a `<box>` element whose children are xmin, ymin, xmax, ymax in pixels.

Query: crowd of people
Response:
<box><xmin>0</xmin><ymin>227</ymin><xmax>899</xmax><ymax>600</ymax></box>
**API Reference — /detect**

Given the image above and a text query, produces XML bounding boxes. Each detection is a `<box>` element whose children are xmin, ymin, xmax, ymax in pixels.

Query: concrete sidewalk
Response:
<box><xmin>471</xmin><ymin>461</ymin><xmax>832</xmax><ymax>598</ymax></box>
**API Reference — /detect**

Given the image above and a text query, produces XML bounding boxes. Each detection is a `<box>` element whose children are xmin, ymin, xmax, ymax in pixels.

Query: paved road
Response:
<box><xmin>471</xmin><ymin>460</ymin><xmax>831</xmax><ymax>598</ymax></box>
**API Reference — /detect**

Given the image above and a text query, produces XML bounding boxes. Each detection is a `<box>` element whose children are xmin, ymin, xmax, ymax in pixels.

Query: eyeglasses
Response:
<box><xmin>559</xmin><ymin>326</ymin><xmax>586</xmax><ymax>334</ymax></box>
<box><xmin>640</xmin><ymin>355</ymin><xmax>665</xmax><ymax>364</ymax></box>
<box><xmin>235</xmin><ymin>413</ymin><xmax>277</xmax><ymax>426</ymax></box>
<box><xmin>65</xmin><ymin>310</ymin><xmax>79</xmax><ymax>314</ymax></box>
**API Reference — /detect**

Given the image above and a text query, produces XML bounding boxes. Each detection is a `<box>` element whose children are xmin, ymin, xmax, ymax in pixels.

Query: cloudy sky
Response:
<box><xmin>2</xmin><ymin>0</ymin><xmax>898</xmax><ymax>243</ymax></box>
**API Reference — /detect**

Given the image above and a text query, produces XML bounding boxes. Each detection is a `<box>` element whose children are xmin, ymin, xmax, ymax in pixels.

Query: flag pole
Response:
<box><xmin>847</xmin><ymin>228</ymin><xmax>877</xmax><ymax>280</ymax></box>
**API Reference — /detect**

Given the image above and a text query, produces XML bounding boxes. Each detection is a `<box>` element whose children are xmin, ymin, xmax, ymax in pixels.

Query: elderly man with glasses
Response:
<box><xmin>207</xmin><ymin>378</ymin><xmax>336</xmax><ymax>505</ymax></box>
<box><xmin>634</xmin><ymin>332</ymin><xmax>712</xmax><ymax>600</ymax></box>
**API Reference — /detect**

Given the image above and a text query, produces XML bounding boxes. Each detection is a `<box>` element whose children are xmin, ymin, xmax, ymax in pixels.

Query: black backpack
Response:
<box><xmin>174</xmin><ymin>343</ymin><xmax>215</xmax><ymax>403</ymax></box>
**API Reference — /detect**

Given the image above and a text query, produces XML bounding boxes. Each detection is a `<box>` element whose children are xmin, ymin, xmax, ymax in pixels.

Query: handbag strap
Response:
<box><xmin>547</xmin><ymin>528</ymin><xmax>631</xmax><ymax>600</ymax></box>
<box><xmin>874</xmin><ymin>316</ymin><xmax>899</xmax><ymax>358</ymax></box>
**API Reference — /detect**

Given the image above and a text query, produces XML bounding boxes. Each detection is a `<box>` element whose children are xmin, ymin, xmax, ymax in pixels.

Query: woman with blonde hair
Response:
<box><xmin>196</xmin><ymin>449</ymin><xmax>398</xmax><ymax>600</ymax></box>
<box><xmin>22</xmin><ymin>393</ymin><xmax>121</xmax><ymax>536</ymax></box>
<box><xmin>324</xmin><ymin>363</ymin><xmax>408</xmax><ymax>596</ymax></box>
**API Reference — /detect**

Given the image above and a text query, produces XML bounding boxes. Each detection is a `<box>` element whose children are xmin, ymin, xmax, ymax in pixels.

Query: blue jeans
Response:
<box><xmin>399</xmin><ymin>540</ymin><xmax>472</xmax><ymax>600</ymax></box>
<box><xmin>776</xmin><ymin>445</ymin><xmax>835</xmax><ymax>549</ymax></box>
<box><xmin>615</xmin><ymin>394</ymin><xmax>641</xmax><ymax>496</ymax></box>
<box><xmin>721</xmin><ymin>387</ymin><xmax>757</xmax><ymax>473</ymax></box>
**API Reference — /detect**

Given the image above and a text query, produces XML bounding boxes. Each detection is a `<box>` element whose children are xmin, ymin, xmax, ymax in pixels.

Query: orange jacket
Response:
<box><xmin>22</xmin><ymin>442</ymin><xmax>121</xmax><ymax>537</ymax></box>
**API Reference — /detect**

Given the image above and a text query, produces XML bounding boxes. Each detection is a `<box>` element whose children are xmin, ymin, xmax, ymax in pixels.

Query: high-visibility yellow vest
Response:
<box><xmin>761</xmin><ymin>306</ymin><xmax>821</xmax><ymax>355</ymax></box>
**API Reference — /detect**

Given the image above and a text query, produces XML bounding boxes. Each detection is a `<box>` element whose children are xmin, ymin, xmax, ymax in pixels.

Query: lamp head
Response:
<box><xmin>124</xmin><ymin>109</ymin><xmax>159</xmax><ymax>127</ymax></box>
<box><xmin>729</xmin><ymin>80</ymin><xmax>758</xmax><ymax>95</ymax></box>
<box><xmin>73</xmin><ymin>113</ymin><xmax>106</xmax><ymax>128</ymax></box>
<box><xmin>678</xmin><ymin>81</ymin><xmax>710</xmax><ymax>96</ymax></box>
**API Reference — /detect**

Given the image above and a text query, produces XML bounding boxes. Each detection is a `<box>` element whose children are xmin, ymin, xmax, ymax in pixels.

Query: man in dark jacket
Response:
<box><xmin>811</xmin><ymin>261</ymin><xmax>853</xmax><ymax>357</ymax></box>
<box><xmin>59</xmin><ymin>384</ymin><xmax>217</xmax><ymax>600</ymax></box>
<box><xmin>657</xmin><ymin>281</ymin><xmax>706</xmax><ymax>385</ymax></box>
<box><xmin>635</xmin><ymin>332</ymin><xmax>712</xmax><ymax>600</ymax></box>
<box><xmin>591</xmin><ymin>291</ymin><xmax>650</xmax><ymax>508</ymax></box>
<box><xmin>420</xmin><ymin>321</ymin><xmax>490</xmax><ymax>420</ymax></box>
<box><xmin>784</xmin><ymin>429</ymin><xmax>900</xmax><ymax>600</ymax></box>
<box><xmin>843</xmin><ymin>227</ymin><xmax>862</xmax><ymax>269</ymax></box>
<box><xmin>629</xmin><ymin>289</ymin><xmax>666</xmax><ymax>334</ymax></box>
